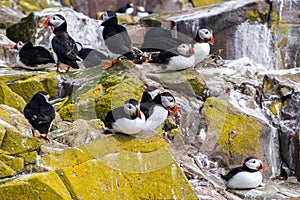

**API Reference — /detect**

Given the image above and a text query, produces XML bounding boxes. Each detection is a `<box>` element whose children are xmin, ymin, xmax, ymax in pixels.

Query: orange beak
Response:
<box><xmin>43</xmin><ymin>17</ymin><xmax>50</xmax><ymax>27</ymax></box>
<box><xmin>261</xmin><ymin>162</ymin><xmax>267</xmax><ymax>171</ymax></box>
<box><xmin>170</xmin><ymin>104</ymin><xmax>179</xmax><ymax>116</ymax></box>
<box><xmin>210</xmin><ymin>36</ymin><xmax>215</xmax><ymax>45</ymax></box>
<box><xmin>137</xmin><ymin>108</ymin><xmax>142</xmax><ymax>119</ymax></box>
<box><xmin>191</xmin><ymin>47</ymin><xmax>195</xmax><ymax>55</ymax></box>
<box><xmin>13</xmin><ymin>44</ymin><xmax>17</xmax><ymax>49</ymax></box>
<box><xmin>99</xmin><ymin>13</ymin><xmax>104</xmax><ymax>20</ymax></box>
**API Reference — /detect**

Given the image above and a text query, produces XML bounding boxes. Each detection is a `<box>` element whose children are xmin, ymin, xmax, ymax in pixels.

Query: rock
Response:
<box><xmin>18</xmin><ymin>151</ymin><xmax>37</xmax><ymax>164</ymax></box>
<box><xmin>0</xmin><ymin>123</ymin><xmax>41</xmax><ymax>155</ymax></box>
<box><xmin>0</xmin><ymin>161</ymin><xmax>15</xmax><ymax>178</ymax></box>
<box><xmin>57</xmin><ymin>62</ymin><xmax>146</xmax><ymax>121</ymax></box>
<box><xmin>0</xmin><ymin>5</ymin><xmax>25</xmax><ymax>29</ymax></box>
<box><xmin>0</xmin><ymin>171</ymin><xmax>73</xmax><ymax>200</ymax></box>
<box><xmin>0</xmin><ymin>81</ymin><xmax>26</xmax><ymax>112</ymax></box>
<box><xmin>7</xmin><ymin>72</ymin><xmax>59</xmax><ymax>102</ymax></box>
<box><xmin>0</xmin><ymin>154</ymin><xmax>24</xmax><ymax>173</ymax></box>
<box><xmin>55</xmin><ymin>119</ymin><xmax>106</xmax><ymax>147</ymax></box>
<box><xmin>39</xmin><ymin>134</ymin><xmax>196</xmax><ymax>199</ymax></box>
<box><xmin>6</xmin><ymin>7</ymin><xmax>105</xmax><ymax>53</ymax></box>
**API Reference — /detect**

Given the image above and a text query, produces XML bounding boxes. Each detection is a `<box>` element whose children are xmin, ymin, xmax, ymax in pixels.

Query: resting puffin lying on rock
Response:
<box><xmin>14</xmin><ymin>40</ymin><xmax>55</xmax><ymax>69</ymax></box>
<box><xmin>221</xmin><ymin>156</ymin><xmax>267</xmax><ymax>189</ymax></box>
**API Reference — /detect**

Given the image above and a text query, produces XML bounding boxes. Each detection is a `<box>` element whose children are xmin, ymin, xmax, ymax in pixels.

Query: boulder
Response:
<box><xmin>0</xmin><ymin>161</ymin><xmax>15</xmax><ymax>178</ymax></box>
<box><xmin>0</xmin><ymin>122</ymin><xmax>41</xmax><ymax>155</ymax></box>
<box><xmin>0</xmin><ymin>5</ymin><xmax>25</xmax><ymax>29</ymax></box>
<box><xmin>7</xmin><ymin>72</ymin><xmax>59</xmax><ymax>102</ymax></box>
<box><xmin>0</xmin><ymin>81</ymin><xmax>26</xmax><ymax>112</ymax></box>
<box><xmin>0</xmin><ymin>171</ymin><xmax>72</xmax><ymax>200</ymax></box>
<box><xmin>0</xmin><ymin>154</ymin><xmax>24</xmax><ymax>173</ymax></box>
<box><xmin>39</xmin><ymin>134</ymin><xmax>196</xmax><ymax>199</ymax></box>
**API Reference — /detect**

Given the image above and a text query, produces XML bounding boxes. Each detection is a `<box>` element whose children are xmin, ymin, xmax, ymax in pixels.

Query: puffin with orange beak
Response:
<box><xmin>102</xmin><ymin>99</ymin><xmax>145</xmax><ymax>135</ymax></box>
<box><xmin>140</xmin><ymin>91</ymin><xmax>179</xmax><ymax>131</ymax></box>
<box><xmin>193</xmin><ymin>27</ymin><xmax>214</xmax><ymax>64</ymax></box>
<box><xmin>221</xmin><ymin>156</ymin><xmax>267</xmax><ymax>189</ymax></box>
<box><xmin>43</xmin><ymin>14</ymin><xmax>80</xmax><ymax>72</ymax></box>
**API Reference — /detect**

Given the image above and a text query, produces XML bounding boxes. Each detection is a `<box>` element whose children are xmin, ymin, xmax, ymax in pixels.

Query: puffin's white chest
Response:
<box><xmin>144</xmin><ymin>106</ymin><xmax>168</xmax><ymax>130</ymax></box>
<box><xmin>49</xmin><ymin>33</ymin><xmax>58</xmax><ymax>63</ymax></box>
<box><xmin>167</xmin><ymin>54</ymin><xmax>195</xmax><ymax>71</ymax></box>
<box><xmin>16</xmin><ymin>55</ymin><xmax>26</xmax><ymax>67</ymax></box>
<box><xmin>112</xmin><ymin>113</ymin><xmax>146</xmax><ymax>135</ymax></box>
<box><xmin>226</xmin><ymin>171</ymin><xmax>263</xmax><ymax>189</ymax></box>
<box><xmin>194</xmin><ymin>43</ymin><xmax>210</xmax><ymax>64</ymax></box>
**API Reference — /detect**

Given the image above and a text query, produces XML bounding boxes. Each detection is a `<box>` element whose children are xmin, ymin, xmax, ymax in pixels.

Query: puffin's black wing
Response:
<box><xmin>102</xmin><ymin>106</ymin><xmax>129</xmax><ymax>128</ymax></box>
<box><xmin>103</xmin><ymin>26</ymin><xmax>132</xmax><ymax>55</ymax></box>
<box><xmin>140</xmin><ymin>101</ymin><xmax>155</xmax><ymax>119</ymax></box>
<box><xmin>221</xmin><ymin>167</ymin><xmax>244</xmax><ymax>181</ymax></box>
<box><xmin>141</xmin><ymin>27</ymin><xmax>183</xmax><ymax>52</ymax></box>
<box><xmin>150</xmin><ymin>50</ymin><xmax>178</xmax><ymax>64</ymax></box>
<box><xmin>20</xmin><ymin>47</ymin><xmax>55</xmax><ymax>65</ymax></box>
<box><xmin>38</xmin><ymin>103</ymin><xmax>55</xmax><ymax>124</ymax></box>
<box><xmin>52</xmin><ymin>33</ymin><xmax>79</xmax><ymax>68</ymax></box>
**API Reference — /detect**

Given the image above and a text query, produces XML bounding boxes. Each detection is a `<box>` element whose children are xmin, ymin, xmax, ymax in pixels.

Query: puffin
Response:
<box><xmin>24</xmin><ymin>91</ymin><xmax>55</xmax><ymax>141</ymax></box>
<box><xmin>140</xmin><ymin>86</ymin><xmax>160</xmax><ymax>103</ymax></box>
<box><xmin>102</xmin><ymin>99</ymin><xmax>145</xmax><ymax>135</ymax></box>
<box><xmin>141</xmin><ymin>27</ymin><xmax>214</xmax><ymax>65</ymax></box>
<box><xmin>14</xmin><ymin>40</ymin><xmax>55</xmax><ymax>68</ymax></box>
<box><xmin>192</xmin><ymin>27</ymin><xmax>214</xmax><ymax>64</ymax></box>
<box><xmin>116</xmin><ymin>3</ymin><xmax>134</xmax><ymax>15</ymax></box>
<box><xmin>98</xmin><ymin>10</ymin><xmax>135</xmax><ymax>69</ymax></box>
<box><xmin>76</xmin><ymin>42</ymin><xmax>107</xmax><ymax>67</ymax></box>
<box><xmin>151</xmin><ymin>43</ymin><xmax>195</xmax><ymax>71</ymax></box>
<box><xmin>43</xmin><ymin>14</ymin><xmax>80</xmax><ymax>73</ymax></box>
<box><xmin>140</xmin><ymin>92</ymin><xmax>179</xmax><ymax>130</ymax></box>
<box><xmin>221</xmin><ymin>156</ymin><xmax>267</xmax><ymax>189</ymax></box>
<box><xmin>136</xmin><ymin>5</ymin><xmax>151</xmax><ymax>17</ymax></box>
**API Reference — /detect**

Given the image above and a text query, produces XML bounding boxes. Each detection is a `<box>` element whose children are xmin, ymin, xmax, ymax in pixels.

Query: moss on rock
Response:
<box><xmin>0</xmin><ymin>161</ymin><xmax>15</xmax><ymax>178</ymax></box>
<box><xmin>0</xmin><ymin>124</ymin><xmax>42</xmax><ymax>155</ymax></box>
<box><xmin>8</xmin><ymin>72</ymin><xmax>58</xmax><ymax>102</ymax></box>
<box><xmin>0</xmin><ymin>81</ymin><xmax>26</xmax><ymax>112</ymax></box>
<box><xmin>0</xmin><ymin>154</ymin><xmax>24</xmax><ymax>173</ymax></box>
<box><xmin>18</xmin><ymin>151</ymin><xmax>38</xmax><ymax>164</ymax></box>
<box><xmin>203</xmin><ymin>97</ymin><xmax>261</xmax><ymax>157</ymax></box>
<box><xmin>0</xmin><ymin>171</ymin><xmax>72</xmax><ymax>200</ymax></box>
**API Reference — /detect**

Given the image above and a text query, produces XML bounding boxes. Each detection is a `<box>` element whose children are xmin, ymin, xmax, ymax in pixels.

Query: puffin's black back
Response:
<box><xmin>19</xmin><ymin>41</ymin><xmax>55</xmax><ymax>66</ymax></box>
<box><xmin>24</xmin><ymin>92</ymin><xmax>55</xmax><ymax>134</ymax></box>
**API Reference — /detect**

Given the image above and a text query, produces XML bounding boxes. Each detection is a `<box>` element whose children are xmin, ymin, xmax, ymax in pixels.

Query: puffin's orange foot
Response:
<box><xmin>101</xmin><ymin>57</ymin><xmax>121</xmax><ymax>70</ymax></box>
<box><xmin>102</xmin><ymin>61</ymin><xmax>113</xmax><ymax>69</ymax></box>
<box><xmin>55</xmin><ymin>64</ymin><xmax>60</xmax><ymax>72</ymax></box>
<box><xmin>34</xmin><ymin>134</ymin><xmax>50</xmax><ymax>141</ymax></box>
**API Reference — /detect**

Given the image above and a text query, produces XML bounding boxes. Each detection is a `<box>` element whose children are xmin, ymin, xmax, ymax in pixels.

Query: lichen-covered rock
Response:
<box><xmin>38</xmin><ymin>133</ymin><xmax>196</xmax><ymax>199</ymax></box>
<box><xmin>0</xmin><ymin>161</ymin><xmax>15</xmax><ymax>178</ymax></box>
<box><xmin>0</xmin><ymin>81</ymin><xmax>26</xmax><ymax>112</ymax></box>
<box><xmin>0</xmin><ymin>171</ymin><xmax>73</xmax><ymax>200</ymax></box>
<box><xmin>0</xmin><ymin>154</ymin><xmax>24</xmax><ymax>173</ymax></box>
<box><xmin>0</xmin><ymin>5</ymin><xmax>25</xmax><ymax>29</ymax></box>
<box><xmin>0</xmin><ymin>123</ymin><xmax>41</xmax><ymax>155</ymax></box>
<box><xmin>202</xmin><ymin>97</ymin><xmax>261</xmax><ymax>158</ymax></box>
<box><xmin>0</xmin><ymin>104</ymin><xmax>32</xmax><ymax>136</ymax></box>
<box><xmin>18</xmin><ymin>151</ymin><xmax>37</xmax><ymax>164</ymax></box>
<box><xmin>7</xmin><ymin>72</ymin><xmax>58</xmax><ymax>102</ymax></box>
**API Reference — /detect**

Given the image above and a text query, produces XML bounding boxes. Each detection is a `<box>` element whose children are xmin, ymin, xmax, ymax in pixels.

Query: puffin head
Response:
<box><xmin>176</xmin><ymin>43</ymin><xmax>195</xmax><ymax>57</ymax></box>
<box><xmin>243</xmin><ymin>156</ymin><xmax>267</xmax><ymax>172</ymax></box>
<box><xmin>157</xmin><ymin>92</ymin><xmax>179</xmax><ymax>116</ymax></box>
<box><xmin>44</xmin><ymin>14</ymin><xmax>66</xmax><ymax>30</ymax></box>
<box><xmin>124</xmin><ymin>99</ymin><xmax>142</xmax><ymax>119</ymax></box>
<box><xmin>14</xmin><ymin>40</ymin><xmax>32</xmax><ymax>50</ymax></box>
<box><xmin>197</xmin><ymin>28</ymin><xmax>214</xmax><ymax>45</ymax></box>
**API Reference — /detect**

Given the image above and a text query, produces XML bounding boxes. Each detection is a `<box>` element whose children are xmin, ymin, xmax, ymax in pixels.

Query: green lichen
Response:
<box><xmin>248</xmin><ymin>10</ymin><xmax>262</xmax><ymax>23</ymax></box>
<box><xmin>0</xmin><ymin>172</ymin><xmax>72</xmax><ymax>200</ymax></box>
<box><xmin>0</xmin><ymin>125</ymin><xmax>42</xmax><ymax>155</ymax></box>
<box><xmin>269</xmin><ymin>100</ymin><xmax>282</xmax><ymax>116</ymax></box>
<box><xmin>18</xmin><ymin>151</ymin><xmax>37</xmax><ymax>164</ymax></box>
<box><xmin>192</xmin><ymin>0</ymin><xmax>225</xmax><ymax>7</ymax></box>
<box><xmin>0</xmin><ymin>161</ymin><xmax>15</xmax><ymax>178</ymax></box>
<box><xmin>0</xmin><ymin>81</ymin><xmax>26</xmax><ymax>113</ymax></box>
<box><xmin>0</xmin><ymin>154</ymin><xmax>24</xmax><ymax>173</ymax></box>
<box><xmin>203</xmin><ymin>97</ymin><xmax>261</xmax><ymax>157</ymax></box>
<box><xmin>8</xmin><ymin>72</ymin><xmax>59</xmax><ymax>102</ymax></box>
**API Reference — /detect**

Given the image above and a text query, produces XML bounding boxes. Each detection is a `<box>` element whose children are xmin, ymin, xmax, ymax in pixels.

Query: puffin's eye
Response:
<box><xmin>128</xmin><ymin>105</ymin><xmax>132</xmax><ymax>109</ymax></box>
<box><xmin>205</xmin><ymin>31</ymin><xmax>209</xmax><ymax>34</ymax></box>
<box><xmin>252</xmin><ymin>160</ymin><xmax>256</xmax><ymax>163</ymax></box>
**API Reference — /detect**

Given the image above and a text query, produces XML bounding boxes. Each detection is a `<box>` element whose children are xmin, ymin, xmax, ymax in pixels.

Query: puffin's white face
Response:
<box><xmin>49</xmin><ymin>15</ymin><xmax>65</xmax><ymax>28</ymax></box>
<box><xmin>198</xmin><ymin>28</ymin><xmax>213</xmax><ymax>43</ymax></box>
<box><xmin>16</xmin><ymin>41</ymin><xmax>26</xmax><ymax>50</ymax></box>
<box><xmin>244</xmin><ymin>158</ymin><xmax>265</xmax><ymax>171</ymax></box>
<box><xmin>124</xmin><ymin>101</ymin><xmax>140</xmax><ymax>118</ymax></box>
<box><xmin>176</xmin><ymin>44</ymin><xmax>194</xmax><ymax>57</ymax></box>
<box><xmin>161</xmin><ymin>95</ymin><xmax>176</xmax><ymax>110</ymax></box>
